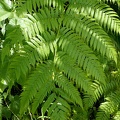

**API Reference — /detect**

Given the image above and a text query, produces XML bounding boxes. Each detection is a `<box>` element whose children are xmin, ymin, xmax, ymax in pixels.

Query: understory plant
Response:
<box><xmin>0</xmin><ymin>0</ymin><xmax>120</xmax><ymax>119</ymax></box>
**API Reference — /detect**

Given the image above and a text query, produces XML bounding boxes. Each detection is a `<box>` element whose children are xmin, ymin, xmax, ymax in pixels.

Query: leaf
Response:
<box><xmin>0</xmin><ymin>10</ymin><xmax>11</xmax><ymax>22</ymax></box>
<box><xmin>55</xmin><ymin>72</ymin><xmax>83</xmax><ymax>109</ymax></box>
<box><xmin>42</xmin><ymin>93</ymin><xmax>56</xmax><ymax>115</ymax></box>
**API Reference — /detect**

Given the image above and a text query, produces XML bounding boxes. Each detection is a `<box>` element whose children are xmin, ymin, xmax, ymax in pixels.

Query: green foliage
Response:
<box><xmin>0</xmin><ymin>0</ymin><xmax>120</xmax><ymax>119</ymax></box>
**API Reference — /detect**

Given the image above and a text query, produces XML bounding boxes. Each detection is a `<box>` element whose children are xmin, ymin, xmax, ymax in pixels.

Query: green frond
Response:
<box><xmin>96</xmin><ymin>90</ymin><xmax>120</xmax><ymax>120</ymax></box>
<box><xmin>106</xmin><ymin>90</ymin><xmax>120</xmax><ymax>106</ymax></box>
<box><xmin>104</xmin><ymin>79</ymin><xmax>120</xmax><ymax>94</ymax></box>
<box><xmin>71</xmin><ymin>106</ymin><xmax>88</xmax><ymax>120</ymax></box>
<box><xmin>92</xmin><ymin>81</ymin><xmax>104</xmax><ymax>100</ymax></box>
<box><xmin>83</xmin><ymin>94</ymin><xmax>95</xmax><ymax>110</ymax></box>
<box><xmin>20</xmin><ymin>61</ymin><xmax>54</xmax><ymax>115</ymax></box>
<box><xmin>69</xmin><ymin>0</ymin><xmax>120</xmax><ymax>35</ymax></box>
<box><xmin>54</xmin><ymin>88</ymin><xmax>74</xmax><ymax>103</ymax></box>
<box><xmin>42</xmin><ymin>93</ymin><xmax>56</xmax><ymax>115</ymax></box>
<box><xmin>7</xmin><ymin>38</ymin><xmax>50</xmax><ymax>80</ymax></box>
<box><xmin>54</xmin><ymin>51</ymin><xmax>93</xmax><ymax>94</ymax></box>
<box><xmin>83</xmin><ymin>81</ymin><xmax>104</xmax><ymax>109</ymax></box>
<box><xmin>54</xmin><ymin>72</ymin><xmax>83</xmax><ymax>108</ymax></box>
<box><xmin>48</xmin><ymin>97</ymin><xmax>71</xmax><ymax>120</ymax></box>
<box><xmin>0</xmin><ymin>0</ymin><xmax>120</xmax><ymax>119</ymax></box>
<box><xmin>98</xmin><ymin>0</ymin><xmax>119</xmax><ymax>4</ymax></box>
<box><xmin>64</xmin><ymin>10</ymin><xmax>117</xmax><ymax>63</ymax></box>
<box><xmin>96</xmin><ymin>101</ymin><xmax>115</xmax><ymax>120</ymax></box>
<box><xmin>59</xmin><ymin>27</ymin><xmax>106</xmax><ymax>84</ymax></box>
<box><xmin>113</xmin><ymin>111</ymin><xmax>120</xmax><ymax>120</ymax></box>
<box><xmin>32</xmin><ymin>80</ymin><xmax>54</xmax><ymax>113</ymax></box>
<box><xmin>16</xmin><ymin>0</ymin><xmax>64</xmax><ymax>15</ymax></box>
<box><xmin>1</xmin><ymin>25</ymin><xmax>24</xmax><ymax>62</ymax></box>
<box><xmin>17</xmin><ymin>9</ymin><xmax>61</xmax><ymax>41</ymax></box>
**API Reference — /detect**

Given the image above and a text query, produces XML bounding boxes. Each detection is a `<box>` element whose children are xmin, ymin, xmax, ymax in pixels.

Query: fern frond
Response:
<box><xmin>71</xmin><ymin>106</ymin><xmax>88</xmax><ymax>120</ymax></box>
<box><xmin>42</xmin><ymin>93</ymin><xmax>56</xmax><ymax>115</ymax></box>
<box><xmin>113</xmin><ymin>111</ymin><xmax>120</xmax><ymax>120</ymax></box>
<box><xmin>54</xmin><ymin>88</ymin><xmax>74</xmax><ymax>103</ymax></box>
<box><xmin>104</xmin><ymin>79</ymin><xmax>120</xmax><ymax>94</ymax></box>
<box><xmin>83</xmin><ymin>94</ymin><xmax>95</xmax><ymax>110</ymax></box>
<box><xmin>1</xmin><ymin>25</ymin><xmax>24</xmax><ymax>62</ymax></box>
<box><xmin>41</xmin><ymin>66</ymin><xmax>84</xmax><ymax>116</ymax></box>
<box><xmin>16</xmin><ymin>0</ymin><xmax>64</xmax><ymax>15</ymax></box>
<box><xmin>20</xmin><ymin>61</ymin><xmax>54</xmax><ymax>115</ymax></box>
<box><xmin>54</xmin><ymin>51</ymin><xmax>93</xmax><ymax>94</ymax></box>
<box><xmin>59</xmin><ymin>27</ymin><xmax>106</xmax><ymax>84</ymax></box>
<box><xmin>18</xmin><ymin>8</ymin><xmax>61</xmax><ymax>41</ymax></box>
<box><xmin>64</xmin><ymin>10</ymin><xmax>117</xmax><ymax>63</ymax></box>
<box><xmin>96</xmin><ymin>90</ymin><xmax>120</xmax><ymax>120</ymax></box>
<box><xmin>1</xmin><ymin>0</ymin><xmax>120</xmax><ymax>119</ymax></box>
<box><xmin>98</xmin><ymin>0</ymin><xmax>119</xmax><ymax>4</ymax></box>
<box><xmin>32</xmin><ymin>80</ymin><xmax>54</xmax><ymax>113</ymax></box>
<box><xmin>83</xmin><ymin>81</ymin><xmax>104</xmax><ymax>109</ymax></box>
<box><xmin>69</xmin><ymin>0</ymin><xmax>120</xmax><ymax>35</ymax></box>
<box><xmin>54</xmin><ymin>72</ymin><xmax>83</xmax><ymax>108</ymax></box>
<box><xmin>8</xmin><ymin>38</ymin><xmax>50</xmax><ymax>80</ymax></box>
<box><xmin>48</xmin><ymin>97</ymin><xmax>71</xmax><ymax>120</ymax></box>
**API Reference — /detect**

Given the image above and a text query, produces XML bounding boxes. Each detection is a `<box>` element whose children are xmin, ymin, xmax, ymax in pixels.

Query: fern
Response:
<box><xmin>96</xmin><ymin>90</ymin><xmax>120</xmax><ymax>120</ymax></box>
<box><xmin>20</xmin><ymin>61</ymin><xmax>54</xmax><ymax>114</ymax></box>
<box><xmin>58</xmin><ymin>27</ymin><xmax>106</xmax><ymax>84</ymax></box>
<box><xmin>0</xmin><ymin>0</ymin><xmax>120</xmax><ymax>119</ymax></box>
<box><xmin>70</xmin><ymin>0</ymin><xmax>120</xmax><ymax>34</ymax></box>
<box><xmin>64</xmin><ymin>8</ymin><xmax>117</xmax><ymax>63</ymax></box>
<box><xmin>54</xmin><ymin>52</ymin><xmax>93</xmax><ymax>94</ymax></box>
<box><xmin>54</xmin><ymin>72</ymin><xmax>83</xmax><ymax>108</ymax></box>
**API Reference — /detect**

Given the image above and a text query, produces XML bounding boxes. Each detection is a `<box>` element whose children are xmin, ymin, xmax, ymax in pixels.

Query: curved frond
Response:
<box><xmin>63</xmin><ymin>10</ymin><xmax>117</xmax><ymax>63</ymax></box>
<box><xmin>31</xmin><ymin>80</ymin><xmax>54</xmax><ymax>113</ymax></box>
<box><xmin>54</xmin><ymin>72</ymin><xmax>83</xmax><ymax>108</ymax></box>
<box><xmin>113</xmin><ymin>111</ymin><xmax>120</xmax><ymax>120</ymax></box>
<box><xmin>0</xmin><ymin>0</ymin><xmax>119</xmax><ymax>119</ymax></box>
<box><xmin>16</xmin><ymin>0</ymin><xmax>64</xmax><ymax>15</ymax></box>
<box><xmin>1</xmin><ymin>25</ymin><xmax>24</xmax><ymax>62</ymax></box>
<box><xmin>42</xmin><ymin>93</ymin><xmax>56</xmax><ymax>115</ymax></box>
<box><xmin>54</xmin><ymin>51</ymin><xmax>93</xmax><ymax>94</ymax></box>
<box><xmin>69</xmin><ymin>0</ymin><xmax>120</xmax><ymax>35</ymax></box>
<box><xmin>7</xmin><ymin>38</ymin><xmax>50</xmax><ymax>80</ymax></box>
<box><xmin>59</xmin><ymin>27</ymin><xmax>106</xmax><ymax>84</ymax></box>
<box><xmin>18</xmin><ymin>8</ymin><xmax>61</xmax><ymax>40</ymax></box>
<box><xmin>83</xmin><ymin>81</ymin><xmax>104</xmax><ymax>109</ymax></box>
<box><xmin>48</xmin><ymin>97</ymin><xmax>71</xmax><ymax>120</ymax></box>
<box><xmin>96</xmin><ymin>90</ymin><xmax>120</xmax><ymax>120</ymax></box>
<box><xmin>20</xmin><ymin>61</ymin><xmax>54</xmax><ymax>114</ymax></box>
<box><xmin>98</xmin><ymin>0</ymin><xmax>119</xmax><ymax>4</ymax></box>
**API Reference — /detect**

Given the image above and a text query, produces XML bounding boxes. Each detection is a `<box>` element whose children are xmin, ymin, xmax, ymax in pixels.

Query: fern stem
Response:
<box><xmin>5</xmin><ymin>100</ymin><xmax>20</xmax><ymax>120</ymax></box>
<box><xmin>28</xmin><ymin>107</ymin><xmax>34</xmax><ymax>120</ymax></box>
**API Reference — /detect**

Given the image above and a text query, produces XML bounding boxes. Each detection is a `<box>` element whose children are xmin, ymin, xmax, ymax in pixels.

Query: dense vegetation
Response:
<box><xmin>0</xmin><ymin>0</ymin><xmax>120</xmax><ymax>119</ymax></box>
